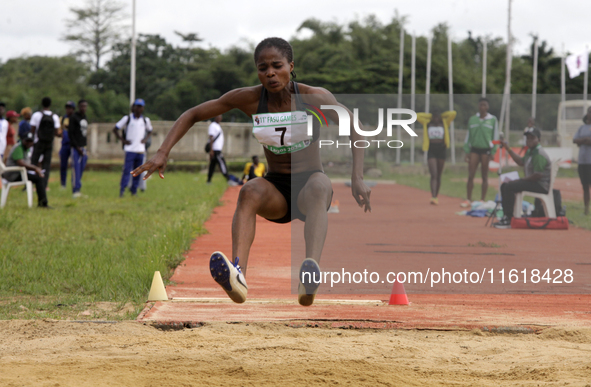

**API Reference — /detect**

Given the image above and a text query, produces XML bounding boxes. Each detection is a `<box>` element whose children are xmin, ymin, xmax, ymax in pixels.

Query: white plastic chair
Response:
<box><xmin>0</xmin><ymin>159</ymin><xmax>33</xmax><ymax>209</ymax></box>
<box><xmin>513</xmin><ymin>160</ymin><xmax>560</xmax><ymax>219</ymax></box>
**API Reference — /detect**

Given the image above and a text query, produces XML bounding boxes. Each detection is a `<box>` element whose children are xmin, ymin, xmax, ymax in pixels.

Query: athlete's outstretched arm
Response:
<box><xmin>131</xmin><ymin>88</ymin><xmax>255</xmax><ymax>179</ymax></box>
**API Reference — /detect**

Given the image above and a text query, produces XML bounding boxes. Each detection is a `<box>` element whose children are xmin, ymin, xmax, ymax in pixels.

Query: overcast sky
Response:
<box><xmin>1</xmin><ymin>0</ymin><xmax>589</xmax><ymax>64</ymax></box>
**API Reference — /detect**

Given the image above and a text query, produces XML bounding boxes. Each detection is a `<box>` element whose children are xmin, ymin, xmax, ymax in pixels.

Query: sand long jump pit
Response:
<box><xmin>3</xmin><ymin>184</ymin><xmax>591</xmax><ymax>386</ymax></box>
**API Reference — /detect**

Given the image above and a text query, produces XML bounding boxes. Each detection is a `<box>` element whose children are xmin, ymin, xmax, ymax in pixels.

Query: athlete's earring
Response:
<box><xmin>291</xmin><ymin>70</ymin><xmax>297</xmax><ymax>80</ymax></box>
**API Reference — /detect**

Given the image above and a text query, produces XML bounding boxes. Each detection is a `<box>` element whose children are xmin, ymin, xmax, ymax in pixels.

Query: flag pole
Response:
<box><xmin>584</xmin><ymin>45</ymin><xmax>589</xmax><ymax>103</ymax></box>
<box><xmin>504</xmin><ymin>0</ymin><xmax>512</xmax><ymax>165</ymax></box>
<box><xmin>410</xmin><ymin>33</ymin><xmax>416</xmax><ymax>166</ymax></box>
<box><xmin>396</xmin><ymin>26</ymin><xmax>404</xmax><ymax>165</ymax></box>
<box><xmin>482</xmin><ymin>38</ymin><xmax>487</xmax><ymax>97</ymax></box>
<box><xmin>424</xmin><ymin>34</ymin><xmax>432</xmax><ymax>165</ymax></box>
<box><xmin>426</xmin><ymin>34</ymin><xmax>432</xmax><ymax>114</ymax></box>
<box><xmin>561</xmin><ymin>43</ymin><xmax>566</xmax><ymax>137</ymax></box>
<box><xmin>561</xmin><ymin>43</ymin><xmax>566</xmax><ymax>105</ymax></box>
<box><xmin>130</xmin><ymin>0</ymin><xmax>137</xmax><ymax>105</ymax></box>
<box><xmin>532</xmin><ymin>36</ymin><xmax>539</xmax><ymax>119</ymax></box>
<box><xmin>448</xmin><ymin>33</ymin><xmax>456</xmax><ymax>164</ymax></box>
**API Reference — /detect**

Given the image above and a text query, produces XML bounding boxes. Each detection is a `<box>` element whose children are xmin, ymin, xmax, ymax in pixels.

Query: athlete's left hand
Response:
<box><xmin>351</xmin><ymin>177</ymin><xmax>371</xmax><ymax>213</ymax></box>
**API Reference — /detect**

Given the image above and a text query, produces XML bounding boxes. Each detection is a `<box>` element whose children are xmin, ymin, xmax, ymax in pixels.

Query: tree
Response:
<box><xmin>63</xmin><ymin>0</ymin><xmax>127</xmax><ymax>71</ymax></box>
<box><xmin>174</xmin><ymin>31</ymin><xmax>203</xmax><ymax>48</ymax></box>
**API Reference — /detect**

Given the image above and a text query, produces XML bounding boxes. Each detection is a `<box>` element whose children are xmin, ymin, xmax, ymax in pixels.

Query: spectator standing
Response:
<box><xmin>18</xmin><ymin>107</ymin><xmax>32</xmax><ymax>140</ymax></box>
<box><xmin>207</xmin><ymin>115</ymin><xmax>230</xmax><ymax>184</ymax></box>
<box><xmin>462</xmin><ymin>98</ymin><xmax>499</xmax><ymax>207</ymax></box>
<box><xmin>416</xmin><ymin>110</ymin><xmax>457</xmax><ymax>205</ymax></box>
<box><xmin>4</xmin><ymin>110</ymin><xmax>20</xmax><ymax>163</ymax></box>
<box><xmin>573</xmin><ymin>107</ymin><xmax>591</xmax><ymax>215</ymax></box>
<box><xmin>494</xmin><ymin>128</ymin><xmax>551</xmax><ymax>229</ymax></box>
<box><xmin>2</xmin><ymin>133</ymin><xmax>49</xmax><ymax>208</ymax></box>
<box><xmin>58</xmin><ymin>101</ymin><xmax>76</xmax><ymax>189</ymax></box>
<box><xmin>68</xmin><ymin>100</ymin><xmax>89</xmax><ymax>198</ymax></box>
<box><xmin>112</xmin><ymin>99</ymin><xmax>153</xmax><ymax>197</ymax></box>
<box><xmin>30</xmin><ymin>97</ymin><xmax>60</xmax><ymax>188</ymax></box>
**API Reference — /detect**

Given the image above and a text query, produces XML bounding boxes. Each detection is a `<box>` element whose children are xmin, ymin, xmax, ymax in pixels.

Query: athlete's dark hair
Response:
<box><xmin>254</xmin><ymin>37</ymin><xmax>297</xmax><ymax>79</ymax></box>
<box><xmin>478</xmin><ymin>97</ymin><xmax>489</xmax><ymax>104</ymax></box>
<box><xmin>41</xmin><ymin>97</ymin><xmax>51</xmax><ymax>108</ymax></box>
<box><xmin>78</xmin><ymin>99</ymin><xmax>87</xmax><ymax>105</ymax></box>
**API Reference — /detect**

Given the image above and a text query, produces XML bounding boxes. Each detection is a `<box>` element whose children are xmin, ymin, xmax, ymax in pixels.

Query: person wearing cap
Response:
<box><xmin>0</xmin><ymin>102</ymin><xmax>7</xmax><ymax>161</ymax></box>
<box><xmin>58</xmin><ymin>101</ymin><xmax>76</xmax><ymax>189</ymax></box>
<box><xmin>494</xmin><ymin>127</ymin><xmax>552</xmax><ymax>229</ymax></box>
<box><xmin>2</xmin><ymin>133</ymin><xmax>50</xmax><ymax>208</ymax></box>
<box><xmin>573</xmin><ymin>106</ymin><xmax>591</xmax><ymax>215</ymax></box>
<box><xmin>4</xmin><ymin>111</ymin><xmax>20</xmax><ymax>163</ymax></box>
<box><xmin>18</xmin><ymin>107</ymin><xmax>32</xmax><ymax>141</ymax></box>
<box><xmin>30</xmin><ymin>97</ymin><xmax>61</xmax><ymax>188</ymax></box>
<box><xmin>112</xmin><ymin>99</ymin><xmax>153</xmax><ymax>197</ymax></box>
<box><xmin>68</xmin><ymin>100</ymin><xmax>89</xmax><ymax>198</ymax></box>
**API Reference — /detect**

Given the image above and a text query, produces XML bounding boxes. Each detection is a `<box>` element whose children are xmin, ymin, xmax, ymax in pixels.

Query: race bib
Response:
<box><xmin>252</xmin><ymin>111</ymin><xmax>311</xmax><ymax>155</ymax></box>
<box><xmin>428</xmin><ymin>126</ymin><xmax>444</xmax><ymax>140</ymax></box>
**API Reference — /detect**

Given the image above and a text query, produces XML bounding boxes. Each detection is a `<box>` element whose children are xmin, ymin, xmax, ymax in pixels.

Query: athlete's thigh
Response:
<box><xmin>437</xmin><ymin>158</ymin><xmax>445</xmax><ymax>175</ymax></box>
<box><xmin>468</xmin><ymin>152</ymin><xmax>480</xmax><ymax>178</ymax></box>
<box><xmin>238</xmin><ymin>177</ymin><xmax>288</xmax><ymax>220</ymax></box>
<box><xmin>480</xmin><ymin>154</ymin><xmax>490</xmax><ymax>178</ymax></box>
<box><xmin>427</xmin><ymin>157</ymin><xmax>438</xmax><ymax>177</ymax></box>
<box><xmin>297</xmin><ymin>172</ymin><xmax>333</xmax><ymax>216</ymax></box>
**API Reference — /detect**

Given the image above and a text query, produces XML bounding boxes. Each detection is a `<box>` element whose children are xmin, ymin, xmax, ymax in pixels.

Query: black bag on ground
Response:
<box><xmin>37</xmin><ymin>113</ymin><xmax>56</xmax><ymax>143</ymax></box>
<box><xmin>531</xmin><ymin>189</ymin><xmax>566</xmax><ymax>217</ymax></box>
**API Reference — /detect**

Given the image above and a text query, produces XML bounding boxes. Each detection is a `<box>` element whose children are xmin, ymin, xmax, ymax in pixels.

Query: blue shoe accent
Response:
<box><xmin>210</xmin><ymin>252</ymin><xmax>233</xmax><ymax>292</ymax></box>
<box><xmin>209</xmin><ymin>252</ymin><xmax>248</xmax><ymax>303</ymax></box>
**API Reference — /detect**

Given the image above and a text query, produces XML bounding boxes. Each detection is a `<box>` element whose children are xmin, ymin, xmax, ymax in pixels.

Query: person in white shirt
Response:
<box><xmin>207</xmin><ymin>115</ymin><xmax>230</xmax><ymax>184</ymax></box>
<box><xmin>112</xmin><ymin>99</ymin><xmax>153</xmax><ymax>197</ymax></box>
<box><xmin>30</xmin><ymin>97</ymin><xmax>61</xmax><ymax>188</ymax></box>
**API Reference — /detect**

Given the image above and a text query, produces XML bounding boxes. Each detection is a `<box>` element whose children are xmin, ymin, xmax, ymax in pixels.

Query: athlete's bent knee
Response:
<box><xmin>238</xmin><ymin>182</ymin><xmax>266</xmax><ymax>206</ymax></box>
<box><xmin>303</xmin><ymin>179</ymin><xmax>332</xmax><ymax>201</ymax></box>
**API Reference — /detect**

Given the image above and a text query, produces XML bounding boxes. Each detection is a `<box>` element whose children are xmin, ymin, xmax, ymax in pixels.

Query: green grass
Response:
<box><xmin>0</xmin><ymin>171</ymin><xmax>226</xmax><ymax>320</ymax></box>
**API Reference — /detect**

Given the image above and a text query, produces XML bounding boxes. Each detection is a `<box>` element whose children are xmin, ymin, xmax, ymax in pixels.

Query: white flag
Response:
<box><xmin>565</xmin><ymin>51</ymin><xmax>589</xmax><ymax>79</ymax></box>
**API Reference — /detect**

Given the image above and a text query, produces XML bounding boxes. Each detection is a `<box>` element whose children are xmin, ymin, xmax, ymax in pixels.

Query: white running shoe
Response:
<box><xmin>209</xmin><ymin>252</ymin><xmax>248</xmax><ymax>303</ymax></box>
<box><xmin>298</xmin><ymin>258</ymin><xmax>321</xmax><ymax>307</ymax></box>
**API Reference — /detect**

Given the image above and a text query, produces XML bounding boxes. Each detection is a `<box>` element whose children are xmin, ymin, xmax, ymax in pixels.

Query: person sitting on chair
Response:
<box><xmin>2</xmin><ymin>133</ymin><xmax>49</xmax><ymax>208</ymax></box>
<box><xmin>494</xmin><ymin>127</ymin><xmax>551</xmax><ymax>229</ymax></box>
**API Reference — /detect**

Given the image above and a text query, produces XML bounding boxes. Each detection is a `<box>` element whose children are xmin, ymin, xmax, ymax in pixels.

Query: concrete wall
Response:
<box><xmin>48</xmin><ymin>121</ymin><xmax>560</xmax><ymax>163</ymax></box>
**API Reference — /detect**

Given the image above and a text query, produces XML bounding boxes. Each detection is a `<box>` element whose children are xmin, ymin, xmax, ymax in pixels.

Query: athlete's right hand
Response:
<box><xmin>132</xmin><ymin>150</ymin><xmax>167</xmax><ymax>180</ymax></box>
<box><xmin>351</xmin><ymin>177</ymin><xmax>372</xmax><ymax>213</ymax></box>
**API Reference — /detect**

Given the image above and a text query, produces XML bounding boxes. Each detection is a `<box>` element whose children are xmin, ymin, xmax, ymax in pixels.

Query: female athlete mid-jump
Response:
<box><xmin>132</xmin><ymin>37</ymin><xmax>372</xmax><ymax>306</ymax></box>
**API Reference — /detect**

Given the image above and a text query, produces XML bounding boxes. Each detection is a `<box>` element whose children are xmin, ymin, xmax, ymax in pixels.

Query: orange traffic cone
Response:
<box><xmin>388</xmin><ymin>280</ymin><xmax>410</xmax><ymax>305</ymax></box>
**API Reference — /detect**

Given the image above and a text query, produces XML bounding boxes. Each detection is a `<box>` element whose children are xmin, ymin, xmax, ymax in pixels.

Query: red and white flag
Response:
<box><xmin>565</xmin><ymin>51</ymin><xmax>589</xmax><ymax>79</ymax></box>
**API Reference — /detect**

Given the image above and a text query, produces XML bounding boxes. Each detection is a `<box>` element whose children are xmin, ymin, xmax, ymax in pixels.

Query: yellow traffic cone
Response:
<box><xmin>148</xmin><ymin>271</ymin><xmax>168</xmax><ymax>301</ymax></box>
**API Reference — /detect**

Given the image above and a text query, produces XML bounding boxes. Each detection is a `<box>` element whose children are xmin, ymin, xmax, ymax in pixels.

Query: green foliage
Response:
<box><xmin>1</xmin><ymin>14</ymin><xmax>587</xmax><ymax>125</ymax></box>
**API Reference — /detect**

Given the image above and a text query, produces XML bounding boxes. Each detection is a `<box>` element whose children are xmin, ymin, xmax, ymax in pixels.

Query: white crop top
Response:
<box><xmin>427</xmin><ymin>125</ymin><xmax>445</xmax><ymax>140</ymax></box>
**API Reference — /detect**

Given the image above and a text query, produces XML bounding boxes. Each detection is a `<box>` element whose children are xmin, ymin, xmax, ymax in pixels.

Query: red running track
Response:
<box><xmin>139</xmin><ymin>182</ymin><xmax>591</xmax><ymax>330</ymax></box>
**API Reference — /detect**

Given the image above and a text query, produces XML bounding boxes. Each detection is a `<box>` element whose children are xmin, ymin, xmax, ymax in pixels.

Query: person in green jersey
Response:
<box><xmin>461</xmin><ymin>98</ymin><xmax>499</xmax><ymax>207</ymax></box>
<box><xmin>132</xmin><ymin>37</ymin><xmax>372</xmax><ymax>307</ymax></box>
<box><xmin>494</xmin><ymin>127</ymin><xmax>551</xmax><ymax>228</ymax></box>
